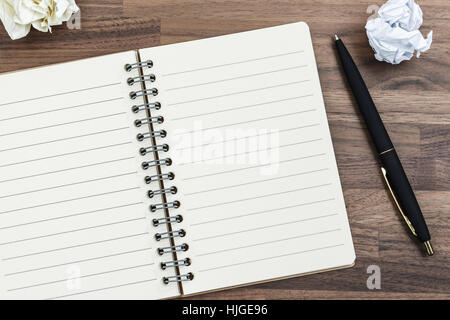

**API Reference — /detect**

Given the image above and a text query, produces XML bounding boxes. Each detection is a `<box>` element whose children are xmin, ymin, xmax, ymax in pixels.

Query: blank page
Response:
<box><xmin>0</xmin><ymin>52</ymin><xmax>178</xmax><ymax>299</ymax></box>
<box><xmin>139</xmin><ymin>22</ymin><xmax>355</xmax><ymax>295</ymax></box>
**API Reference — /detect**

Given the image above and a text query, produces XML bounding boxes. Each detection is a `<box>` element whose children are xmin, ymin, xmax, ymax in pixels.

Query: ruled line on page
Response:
<box><xmin>169</xmin><ymin>95</ymin><xmax>314</xmax><ymax>121</ymax></box>
<box><xmin>194</xmin><ymin>217</ymin><xmax>340</xmax><ymax>242</ymax></box>
<box><xmin>161</xmin><ymin>50</ymin><xmax>304</xmax><ymax>76</ymax></box>
<box><xmin>0</xmin><ymin>171</ymin><xmax>138</xmax><ymax>200</ymax></box>
<box><xmin>8</xmin><ymin>263</ymin><xmax>155</xmax><ymax>292</ymax></box>
<box><xmin>198</xmin><ymin>244</ymin><xmax>345</xmax><ymax>273</ymax></box>
<box><xmin>191</xmin><ymin>199</ymin><xmax>337</xmax><ymax>227</ymax></box>
<box><xmin>0</xmin><ymin>82</ymin><xmax>121</xmax><ymax>107</ymax></box>
<box><xmin>174</xmin><ymin>124</ymin><xmax>319</xmax><ymax>151</ymax></box>
<box><xmin>197</xmin><ymin>228</ymin><xmax>341</xmax><ymax>256</ymax></box>
<box><xmin>183</xmin><ymin>153</ymin><xmax>326</xmax><ymax>181</ymax></box>
<box><xmin>47</xmin><ymin>278</ymin><xmax>158</xmax><ymax>300</ymax></box>
<box><xmin>0</xmin><ymin>187</ymin><xmax>139</xmax><ymax>215</ymax></box>
<box><xmin>166</xmin><ymin>65</ymin><xmax>308</xmax><ymax>91</ymax></box>
<box><xmin>173</xmin><ymin>110</ymin><xmax>317</xmax><ymax>136</ymax></box>
<box><xmin>179</xmin><ymin>139</ymin><xmax>323</xmax><ymax>166</ymax></box>
<box><xmin>0</xmin><ymin>142</ymin><xmax>132</xmax><ymax>169</ymax></box>
<box><xmin>187</xmin><ymin>183</ymin><xmax>332</xmax><ymax>212</ymax></box>
<box><xmin>167</xmin><ymin>80</ymin><xmax>311</xmax><ymax>106</ymax></box>
<box><xmin>0</xmin><ymin>112</ymin><xmax>126</xmax><ymax>138</ymax></box>
<box><xmin>184</xmin><ymin>168</ymin><xmax>329</xmax><ymax>196</ymax></box>
<box><xmin>0</xmin><ymin>97</ymin><xmax>124</xmax><ymax>122</ymax></box>
<box><xmin>3</xmin><ymin>233</ymin><xmax>148</xmax><ymax>261</ymax></box>
<box><xmin>0</xmin><ymin>156</ymin><xmax>134</xmax><ymax>184</ymax></box>
<box><xmin>0</xmin><ymin>127</ymin><xmax>129</xmax><ymax>153</ymax></box>
<box><xmin>4</xmin><ymin>247</ymin><xmax>153</xmax><ymax>276</ymax></box>
<box><xmin>0</xmin><ymin>217</ymin><xmax>146</xmax><ymax>246</ymax></box>
<box><xmin>0</xmin><ymin>202</ymin><xmax>143</xmax><ymax>231</ymax></box>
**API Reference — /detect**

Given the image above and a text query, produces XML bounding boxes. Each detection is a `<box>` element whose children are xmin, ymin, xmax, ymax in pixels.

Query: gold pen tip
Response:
<box><xmin>424</xmin><ymin>241</ymin><xmax>434</xmax><ymax>256</ymax></box>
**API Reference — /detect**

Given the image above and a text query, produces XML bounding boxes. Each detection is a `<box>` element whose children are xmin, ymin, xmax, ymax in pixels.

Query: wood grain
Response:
<box><xmin>0</xmin><ymin>0</ymin><xmax>449</xmax><ymax>299</ymax></box>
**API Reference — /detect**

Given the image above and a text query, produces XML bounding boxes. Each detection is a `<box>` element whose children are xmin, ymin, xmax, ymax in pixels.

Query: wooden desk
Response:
<box><xmin>0</xmin><ymin>0</ymin><xmax>448</xmax><ymax>299</ymax></box>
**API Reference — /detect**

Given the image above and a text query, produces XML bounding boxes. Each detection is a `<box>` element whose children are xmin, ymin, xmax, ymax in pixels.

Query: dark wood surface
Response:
<box><xmin>0</xmin><ymin>0</ymin><xmax>448</xmax><ymax>299</ymax></box>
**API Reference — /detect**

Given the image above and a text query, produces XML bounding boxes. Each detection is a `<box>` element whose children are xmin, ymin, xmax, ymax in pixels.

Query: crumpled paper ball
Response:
<box><xmin>365</xmin><ymin>0</ymin><xmax>432</xmax><ymax>64</ymax></box>
<box><xmin>0</xmin><ymin>0</ymin><xmax>79</xmax><ymax>40</ymax></box>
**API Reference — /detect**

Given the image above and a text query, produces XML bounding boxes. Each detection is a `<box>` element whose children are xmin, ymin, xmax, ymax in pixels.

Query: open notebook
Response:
<box><xmin>0</xmin><ymin>22</ymin><xmax>355</xmax><ymax>299</ymax></box>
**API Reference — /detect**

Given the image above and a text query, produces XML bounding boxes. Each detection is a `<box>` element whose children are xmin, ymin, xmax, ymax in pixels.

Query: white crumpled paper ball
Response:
<box><xmin>0</xmin><ymin>0</ymin><xmax>79</xmax><ymax>40</ymax></box>
<box><xmin>365</xmin><ymin>0</ymin><xmax>432</xmax><ymax>64</ymax></box>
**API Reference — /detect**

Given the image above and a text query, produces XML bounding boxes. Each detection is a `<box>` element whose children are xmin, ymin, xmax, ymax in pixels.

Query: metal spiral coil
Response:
<box><xmin>150</xmin><ymin>200</ymin><xmax>180</xmax><ymax>212</ymax></box>
<box><xmin>155</xmin><ymin>229</ymin><xmax>185</xmax><ymax>241</ymax></box>
<box><xmin>163</xmin><ymin>273</ymin><xmax>194</xmax><ymax>284</ymax></box>
<box><xmin>145</xmin><ymin>172</ymin><xmax>174</xmax><ymax>184</ymax></box>
<box><xmin>140</xmin><ymin>144</ymin><xmax>169</xmax><ymax>156</ymax></box>
<box><xmin>161</xmin><ymin>258</ymin><xmax>191</xmax><ymax>270</ymax></box>
<box><xmin>157</xmin><ymin>243</ymin><xmax>189</xmax><ymax>256</ymax></box>
<box><xmin>152</xmin><ymin>214</ymin><xmax>183</xmax><ymax>226</ymax></box>
<box><xmin>126</xmin><ymin>58</ymin><xmax>190</xmax><ymax>286</ymax></box>
<box><xmin>141</xmin><ymin>158</ymin><xmax>172</xmax><ymax>170</ymax></box>
<box><xmin>132</xmin><ymin>102</ymin><xmax>161</xmax><ymax>113</ymax></box>
<box><xmin>127</xmin><ymin>74</ymin><xmax>155</xmax><ymax>86</ymax></box>
<box><xmin>130</xmin><ymin>88</ymin><xmax>158</xmax><ymax>100</ymax></box>
<box><xmin>134</xmin><ymin>116</ymin><xmax>164</xmax><ymax>127</ymax></box>
<box><xmin>137</xmin><ymin>130</ymin><xmax>167</xmax><ymax>142</ymax></box>
<box><xmin>124</xmin><ymin>60</ymin><xmax>153</xmax><ymax>72</ymax></box>
<box><xmin>148</xmin><ymin>186</ymin><xmax>177</xmax><ymax>198</ymax></box>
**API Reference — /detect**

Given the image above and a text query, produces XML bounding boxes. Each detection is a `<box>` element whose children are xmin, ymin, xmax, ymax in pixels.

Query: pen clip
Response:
<box><xmin>380</xmin><ymin>167</ymin><xmax>417</xmax><ymax>237</ymax></box>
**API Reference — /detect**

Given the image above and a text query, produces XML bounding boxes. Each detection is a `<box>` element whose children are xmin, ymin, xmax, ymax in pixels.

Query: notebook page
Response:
<box><xmin>139</xmin><ymin>22</ymin><xmax>355</xmax><ymax>295</ymax></box>
<box><xmin>0</xmin><ymin>52</ymin><xmax>178</xmax><ymax>299</ymax></box>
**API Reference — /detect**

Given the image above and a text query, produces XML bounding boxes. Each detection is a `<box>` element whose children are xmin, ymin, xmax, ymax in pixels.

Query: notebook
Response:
<box><xmin>0</xmin><ymin>22</ymin><xmax>355</xmax><ymax>299</ymax></box>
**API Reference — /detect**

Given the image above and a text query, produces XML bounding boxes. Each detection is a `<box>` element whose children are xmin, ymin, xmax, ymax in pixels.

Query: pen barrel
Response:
<box><xmin>380</xmin><ymin>150</ymin><xmax>431</xmax><ymax>242</ymax></box>
<box><xmin>335</xmin><ymin>40</ymin><xmax>393</xmax><ymax>153</ymax></box>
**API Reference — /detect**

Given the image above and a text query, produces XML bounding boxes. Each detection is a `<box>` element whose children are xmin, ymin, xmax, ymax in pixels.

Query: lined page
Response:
<box><xmin>139</xmin><ymin>22</ymin><xmax>355</xmax><ymax>295</ymax></box>
<box><xmin>0</xmin><ymin>52</ymin><xmax>178</xmax><ymax>299</ymax></box>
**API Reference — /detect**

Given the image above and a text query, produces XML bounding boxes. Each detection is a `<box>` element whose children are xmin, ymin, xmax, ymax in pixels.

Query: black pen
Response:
<box><xmin>334</xmin><ymin>34</ymin><xmax>434</xmax><ymax>256</ymax></box>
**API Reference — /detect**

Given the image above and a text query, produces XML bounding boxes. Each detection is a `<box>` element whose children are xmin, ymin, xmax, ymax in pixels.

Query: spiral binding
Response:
<box><xmin>134</xmin><ymin>116</ymin><xmax>164</xmax><ymax>127</ymax></box>
<box><xmin>142</xmin><ymin>158</ymin><xmax>172</xmax><ymax>170</ymax></box>
<box><xmin>163</xmin><ymin>273</ymin><xmax>194</xmax><ymax>284</ymax></box>
<box><xmin>130</xmin><ymin>88</ymin><xmax>158</xmax><ymax>100</ymax></box>
<box><xmin>137</xmin><ymin>130</ymin><xmax>167</xmax><ymax>141</ymax></box>
<box><xmin>145</xmin><ymin>172</ymin><xmax>174</xmax><ymax>184</ymax></box>
<box><xmin>161</xmin><ymin>258</ymin><xmax>191</xmax><ymax>270</ymax></box>
<box><xmin>148</xmin><ymin>186</ymin><xmax>178</xmax><ymax>198</ymax></box>
<box><xmin>132</xmin><ymin>102</ymin><xmax>161</xmax><ymax>113</ymax></box>
<box><xmin>157</xmin><ymin>243</ymin><xmax>189</xmax><ymax>255</ymax></box>
<box><xmin>140</xmin><ymin>144</ymin><xmax>169</xmax><ymax>156</ymax></box>
<box><xmin>152</xmin><ymin>214</ymin><xmax>182</xmax><ymax>226</ymax></box>
<box><xmin>124</xmin><ymin>60</ymin><xmax>153</xmax><ymax>72</ymax></box>
<box><xmin>127</xmin><ymin>74</ymin><xmax>155</xmax><ymax>86</ymax></box>
<box><xmin>126</xmin><ymin>57</ymin><xmax>192</xmax><ymax>286</ymax></box>
<box><xmin>150</xmin><ymin>201</ymin><xmax>181</xmax><ymax>213</ymax></box>
<box><xmin>155</xmin><ymin>229</ymin><xmax>185</xmax><ymax>241</ymax></box>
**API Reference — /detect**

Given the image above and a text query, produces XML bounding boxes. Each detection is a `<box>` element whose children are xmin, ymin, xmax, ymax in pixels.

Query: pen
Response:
<box><xmin>334</xmin><ymin>34</ymin><xmax>434</xmax><ymax>256</ymax></box>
